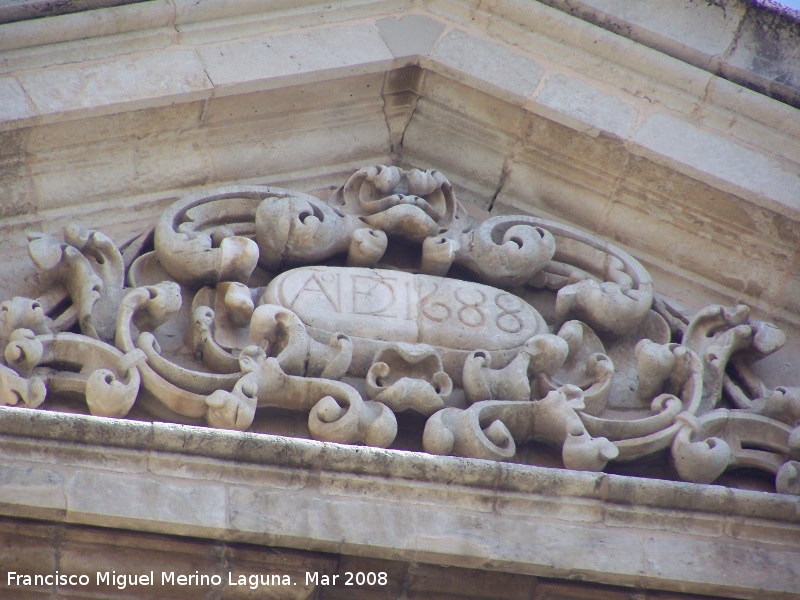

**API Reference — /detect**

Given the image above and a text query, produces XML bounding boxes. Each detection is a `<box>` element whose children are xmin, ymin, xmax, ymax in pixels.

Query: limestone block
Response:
<box><xmin>17</xmin><ymin>50</ymin><xmax>213</xmax><ymax>120</ymax></box>
<box><xmin>481</xmin><ymin>0</ymin><xmax>714</xmax><ymax>107</ymax></box>
<box><xmin>196</xmin><ymin>24</ymin><xmax>395</xmax><ymax>96</ymax></box>
<box><xmin>28</xmin><ymin>135</ymin><xmax>211</xmax><ymax>212</ymax></box>
<box><xmin>420</xmin><ymin>71</ymin><xmax>529</xmax><ymax>135</ymax></box>
<box><xmin>404</xmin><ymin>73</ymin><xmax>525</xmax><ymax>205</ymax></box>
<box><xmin>66</xmin><ymin>470</ymin><xmax>228</xmax><ymax>534</ymax></box>
<box><xmin>643</xmin><ymin>534</ymin><xmax>800</xmax><ymax>598</ymax></box>
<box><xmin>27</xmin><ymin>101</ymin><xmax>206</xmax><ymax>151</ymax></box>
<box><xmin>602</xmin><ymin>505</ymin><xmax>724</xmax><ymax>538</ymax></box>
<box><xmin>173</xmin><ymin>0</ymin><xmax>411</xmax><ymax>46</ymax></box>
<box><xmin>405</xmin><ymin>563</ymin><xmax>537</xmax><ymax>599</ymax></box>
<box><xmin>2</xmin><ymin>433</ymin><xmax>149</xmax><ymax>476</ymax></box>
<box><xmin>422</xmin><ymin>0</ymin><xmax>482</xmax><ymax>26</ymax></box>
<box><xmin>315</xmin><ymin>469</ymin><xmax>499</xmax><ymax>515</ymax></box>
<box><xmin>724</xmin><ymin>516</ymin><xmax>800</xmax><ymax>546</ymax></box>
<box><xmin>721</xmin><ymin>5</ymin><xmax>800</xmax><ymax>107</ymax></box>
<box><xmin>429</xmin><ymin>29</ymin><xmax>543</xmax><ymax>103</ymax></box>
<box><xmin>0</xmin><ymin>31</ymin><xmax>177</xmax><ymax>77</ymax></box>
<box><xmin>707</xmin><ymin>76</ymin><xmax>800</xmax><ymax>146</ymax></box>
<box><xmin>201</xmin><ymin>73</ymin><xmax>386</xmax><ymax>126</ymax></box>
<box><xmin>497</xmin><ymin>161</ymin><xmax>608</xmax><ymax>236</ymax></box>
<box><xmin>226</xmin><ymin>480</ymin><xmax>652</xmax><ymax>581</ymax></box>
<box><xmin>0</xmin><ymin>77</ymin><xmax>36</xmax><ymax>127</ymax></box>
<box><xmin>402</xmin><ymin>101</ymin><xmax>509</xmax><ymax>207</ymax></box>
<box><xmin>630</xmin><ymin>112</ymin><xmax>800</xmax><ymax>215</ymax></box>
<box><xmin>0</xmin><ymin>463</ymin><xmax>66</xmax><ymax>519</ymax></box>
<box><xmin>535</xmin><ymin>0</ymin><xmax>744</xmax><ymax>67</ymax></box>
<box><xmin>0</xmin><ymin>0</ymin><xmax>174</xmax><ymax>53</ymax></box>
<box><xmin>204</xmin><ymin>108</ymin><xmax>390</xmax><ymax>186</ymax></box>
<box><xmin>377</xmin><ymin>14</ymin><xmax>445</xmax><ymax>60</ymax></box>
<box><xmin>0</xmin><ymin>518</ymin><xmax>58</xmax><ymax>582</ymax></box>
<box><xmin>0</xmin><ymin>128</ymin><xmax>36</xmax><ymax>219</ymax></box>
<box><xmin>534</xmin><ymin>73</ymin><xmax>639</xmax><ymax>138</ymax></box>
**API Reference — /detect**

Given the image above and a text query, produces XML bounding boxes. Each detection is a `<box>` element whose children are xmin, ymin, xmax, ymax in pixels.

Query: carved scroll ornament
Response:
<box><xmin>1</xmin><ymin>167</ymin><xmax>798</xmax><ymax>495</ymax></box>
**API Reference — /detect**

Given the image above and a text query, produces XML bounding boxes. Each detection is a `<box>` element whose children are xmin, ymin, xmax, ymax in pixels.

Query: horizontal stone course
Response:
<box><xmin>0</xmin><ymin>0</ymin><xmax>174</xmax><ymax>51</ymax></box>
<box><xmin>1</xmin><ymin>407</ymin><xmax>798</xmax><ymax>523</ymax></box>
<box><xmin>429</xmin><ymin>28</ymin><xmax>544</xmax><ymax>103</ymax></box>
<box><xmin>0</xmin><ymin>77</ymin><xmax>36</xmax><ymax>126</ymax></box>
<box><xmin>630</xmin><ymin>111</ymin><xmax>800</xmax><ymax>218</ymax></box>
<box><xmin>0</xmin><ymin>515</ymin><xmax>749</xmax><ymax>599</ymax></box>
<box><xmin>17</xmin><ymin>49</ymin><xmax>213</xmax><ymax>120</ymax></box>
<box><xmin>0</xmin><ymin>4</ymin><xmax>798</xmax><ymax>599</ymax></box>
<box><xmin>0</xmin><ymin>408</ymin><xmax>798</xmax><ymax>597</ymax></box>
<box><xmin>196</xmin><ymin>24</ymin><xmax>395</xmax><ymax>96</ymax></box>
<box><xmin>534</xmin><ymin>73</ymin><xmax>639</xmax><ymax>138</ymax></box>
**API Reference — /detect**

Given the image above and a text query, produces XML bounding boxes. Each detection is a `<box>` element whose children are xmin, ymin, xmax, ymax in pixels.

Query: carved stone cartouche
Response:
<box><xmin>261</xmin><ymin>265</ymin><xmax>547</xmax><ymax>380</ymax></box>
<box><xmin>1</xmin><ymin>165</ymin><xmax>798</xmax><ymax>495</ymax></box>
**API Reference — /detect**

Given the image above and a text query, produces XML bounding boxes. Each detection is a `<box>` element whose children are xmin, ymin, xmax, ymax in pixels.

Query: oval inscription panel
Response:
<box><xmin>262</xmin><ymin>266</ymin><xmax>546</xmax><ymax>351</ymax></box>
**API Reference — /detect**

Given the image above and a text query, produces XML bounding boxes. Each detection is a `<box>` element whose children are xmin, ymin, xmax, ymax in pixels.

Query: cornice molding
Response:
<box><xmin>0</xmin><ymin>406</ymin><xmax>798</xmax><ymax>598</ymax></box>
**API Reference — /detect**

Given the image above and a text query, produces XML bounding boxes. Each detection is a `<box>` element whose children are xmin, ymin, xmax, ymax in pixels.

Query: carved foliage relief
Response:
<box><xmin>1</xmin><ymin>166</ymin><xmax>798</xmax><ymax>495</ymax></box>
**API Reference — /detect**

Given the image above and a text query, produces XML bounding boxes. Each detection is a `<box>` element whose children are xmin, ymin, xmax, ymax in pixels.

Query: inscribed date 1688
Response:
<box><xmin>263</xmin><ymin>266</ymin><xmax>546</xmax><ymax>352</ymax></box>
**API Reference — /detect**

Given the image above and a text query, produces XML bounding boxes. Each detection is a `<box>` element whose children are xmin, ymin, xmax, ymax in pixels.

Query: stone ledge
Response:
<box><xmin>0</xmin><ymin>406</ymin><xmax>798</xmax><ymax>523</ymax></box>
<box><xmin>0</xmin><ymin>407</ymin><xmax>798</xmax><ymax>598</ymax></box>
<box><xmin>195</xmin><ymin>23</ymin><xmax>395</xmax><ymax>97</ymax></box>
<box><xmin>0</xmin><ymin>0</ymin><xmax>174</xmax><ymax>52</ymax></box>
<box><xmin>1</xmin><ymin>3</ymin><xmax>796</xmax><ymax>224</ymax></box>
<box><xmin>0</xmin><ymin>517</ymin><xmax>735</xmax><ymax>599</ymax></box>
<box><xmin>0</xmin><ymin>0</ymin><xmax>149</xmax><ymax>25</ymax></box>
<box><xmin>531</xmin><ymin>0</ymin><xmax>800</xmax><ymax>109</ymax></box>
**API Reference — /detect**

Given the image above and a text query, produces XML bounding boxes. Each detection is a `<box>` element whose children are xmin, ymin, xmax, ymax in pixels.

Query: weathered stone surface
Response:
<box><xmin>264</xmin><ymin>266</ymin><xmax>545</xmax><ymax>350</ymax></box>
<box><xmin>429</xmin><ymin>29</ymin><xmax>544</xmax><ymax>102</ymax></box>
<box><xmin>0</xmin><ymin>1</ymin><xmax>799</xmax><ymax>598</ymax></box>
<box><xmin>196</xmin><ymin>24</ymin><xmax>394</xmax><ymax>96</ymax></box>
<box><xmin>0</xmin><ymin>0</ymin><xmax>152</xmax><ymax>26</ymax></box>
<box><xmin>3</xmin><ymin>515</ymin><xmax>762</xmax><ymax>599</ymax></box>
<box><xmin>377</xmin><ymin>14</ymin><xmax>445</xmax><ymax>60</ymax></box>
<box><xmin>537</xmin><ymin>0</ymin><xmax>746</xmax><ymax>67</ymax></box>
<box><xmin>0</xmin><ymin>127</ymin><xmax>35</xmax><ymax>218</ymax></box>
<box><xmin>631</xmin><ymin>111</ymin><xmax>799</xmax><ymax>212</ymax></box>
<box><xmin>0</xmin><ymin>409</ymin><xmax>798</xmax><ymax>598</ymax></box>
<box><xmin>535</xmin><ymin>73</ymin><xmax>639</xmax><ymax>138</ymax></box>
<box><xmin>17</xmin><ymin>50</ymin><xmax>213</xmax><ymax>118</ymax></box>
<box><xmin>0</xmin><ymin>462</ymin><xmax>66</xmax><ymax>518</ymax></box>
<box><xmin>66</xmin><ymin>470</ymin><xmax>228</xmax><ymax>534</ymax></box>
<box><xmin>0</xmin><ymin>77</ymin><xmax>36</xmax><ymax>125</ymax></box>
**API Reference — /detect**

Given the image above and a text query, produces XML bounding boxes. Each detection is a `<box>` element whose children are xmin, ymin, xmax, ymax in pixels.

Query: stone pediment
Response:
<box><xmin>1</xmin><ymin>1</ymin><xmax>799</xmax><ymax>330</ymax></box>
<box><xmin>1</xmin><ymin>164</ymin><xmax>798</xmax><ymax>497</ymax></box>
<box><xmin>1</xmin><ymin>2</ymin><xmax>800</xmax><ymax>597</ymax></box>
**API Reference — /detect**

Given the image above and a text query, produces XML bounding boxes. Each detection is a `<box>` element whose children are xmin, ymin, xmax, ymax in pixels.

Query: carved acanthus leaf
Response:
<box><xmin>423</xmin><ymin>385</ymin><xmax>618</xmax><ymax>470</ymax></box>
<box><xmin>2</xmin><ymin>165</ymin><xmax>798</xmax><ymax>496</ymax></box>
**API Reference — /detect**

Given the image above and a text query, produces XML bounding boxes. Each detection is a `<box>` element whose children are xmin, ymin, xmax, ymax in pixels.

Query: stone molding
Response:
<box><xmin>2</xmin><ymin>166</ymin><xmax>799</xmax><ymax>494</ymax></box>
<box><xmin>1</xmin><ymin>0</ymin><xmax>798</xmax><ymax>212</ymax></box>
<box><xmin>0</xmin><ymin>4</ymin><xmax>799</xmax><ymax>597</ymax></box>
<box><xmin>535</xmin><ymin>0</ymin><xmax>800</xmax><ymax>110</ymax></box>
<box><xmin>0</xmin><ymin>406</ymin><xmax>798</xmax><ymax>598</ymax></box>
<box><xmin>3</xmin><ymin>0</ymin><xmax>800</xmax><ymax>111</ymax></box>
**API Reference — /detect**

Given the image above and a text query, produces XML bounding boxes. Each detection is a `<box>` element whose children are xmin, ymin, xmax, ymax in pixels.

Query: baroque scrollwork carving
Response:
<box><xmin>2</xmin><ymin>165</ymin><xmax>799</xmax><ymax>495</ymax></box>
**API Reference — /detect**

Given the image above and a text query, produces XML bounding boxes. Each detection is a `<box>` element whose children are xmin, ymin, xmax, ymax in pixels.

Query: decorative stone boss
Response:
<box><xmin>1</xmin><ymin>166</ymin><xmax>798</xmax><ymax>494</ymax></box>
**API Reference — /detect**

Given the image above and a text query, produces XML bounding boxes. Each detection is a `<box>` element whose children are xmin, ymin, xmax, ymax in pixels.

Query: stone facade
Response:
<box><xmin>0</xmin><ymin>1</ymin><xmax>799</xmax><ymax>598</ymax></box>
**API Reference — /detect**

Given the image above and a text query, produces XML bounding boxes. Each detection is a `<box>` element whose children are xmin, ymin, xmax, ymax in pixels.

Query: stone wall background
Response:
<box><xmin>0</xmin><ymin>1</ymin><xmax>799</xmax><ymax>598</ymax></box>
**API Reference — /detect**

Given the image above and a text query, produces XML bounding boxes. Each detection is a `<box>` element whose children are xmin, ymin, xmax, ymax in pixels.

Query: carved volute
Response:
<box><xmin>1</xmin><ymin>166</ymin><xmax>798</xmax><ymax>495</ymax></box>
